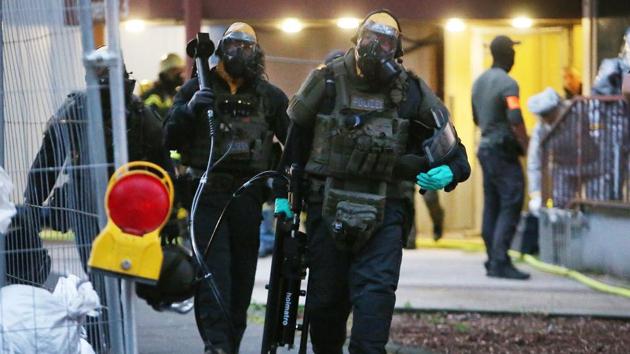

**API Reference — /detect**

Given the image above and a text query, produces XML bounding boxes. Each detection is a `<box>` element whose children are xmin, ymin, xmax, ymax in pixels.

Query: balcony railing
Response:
<box><xmin>541</xmin><ymin>96</ymin><xmax>630</xmax><ymax>209</ymax></box>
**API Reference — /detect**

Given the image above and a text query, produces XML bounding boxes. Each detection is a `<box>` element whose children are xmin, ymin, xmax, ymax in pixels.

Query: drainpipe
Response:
<box><xmin>183</xmin><ymin>0</ymin><xmax>202</xmax><ymax>75</ymax></box>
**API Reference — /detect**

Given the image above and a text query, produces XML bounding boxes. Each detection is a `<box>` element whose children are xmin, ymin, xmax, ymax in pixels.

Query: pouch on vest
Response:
<box><xmin>322</xmin><ymin>177</ymin><xmax>386</xmax><ymax>253</ymax></box>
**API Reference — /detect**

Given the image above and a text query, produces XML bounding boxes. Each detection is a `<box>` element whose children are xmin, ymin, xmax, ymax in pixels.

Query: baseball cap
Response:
<box><xmin>490</xmin><ymin>35</ymin><xmax>520</xmax><ymax>55</ymax></box>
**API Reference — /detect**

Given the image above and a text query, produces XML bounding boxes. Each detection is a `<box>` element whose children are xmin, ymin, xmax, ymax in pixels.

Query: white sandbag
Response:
<box><xmin>0</xmin><ymin>275</ymin><xmax>100</xmax><ymax>354</ymax></box>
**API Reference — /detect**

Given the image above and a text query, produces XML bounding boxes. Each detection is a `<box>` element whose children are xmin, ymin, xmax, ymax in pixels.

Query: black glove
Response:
<box><xmin>186</xmin><ymin>87</ymin><xmax>214</xmax><ymax>116</ymax></box>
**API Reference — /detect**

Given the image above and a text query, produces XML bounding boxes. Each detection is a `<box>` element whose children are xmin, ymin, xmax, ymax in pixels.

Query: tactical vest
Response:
<box><xmin>306</xmin><ymin>60</ymin><xmax>409</xmax><ymax>186</ymax></box>
<box><xmin>182</xmin><ymin>80</ymin><xmax>274</xmax><ymax>173</ymax></box>
<box><xmin>306</xmin><ymin>59</ymin><xmax>409</xmax><ymax>252</ymax></box>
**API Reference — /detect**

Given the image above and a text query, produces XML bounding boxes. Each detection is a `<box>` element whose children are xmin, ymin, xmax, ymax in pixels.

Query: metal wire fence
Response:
<box><xmin>541</xmin><ymin>96</ymin><xmax>630</xmax><ymax>209</ymax></box>
<box><xmin>1</xmin><ymin>0</ymin><xmax>125</xmax><ymax>353</ymax></box>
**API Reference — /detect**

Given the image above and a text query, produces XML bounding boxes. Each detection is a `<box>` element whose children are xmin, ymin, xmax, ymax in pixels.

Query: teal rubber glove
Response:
<box><xmin>274</xmin><ymin>198</ymin><xmax>294</xmax><ymax>218</ymax></box>
<box><xmin>416</xmin><ymin>165</ymin><xmax>454</xmax><ymax>191</ymax></box>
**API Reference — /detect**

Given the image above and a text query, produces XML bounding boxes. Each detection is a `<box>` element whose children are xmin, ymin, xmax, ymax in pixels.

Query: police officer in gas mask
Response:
<box><xmin>22</xmin><ymin>46</ymin><xmax>172</xmax><ymax>353</ymax></box>
<box><xmin>164</xmin><ymin>23</ymin><xmax>289</xmax><ymax>354</ymax></box>
<box><xmin>25</xmin><ymin>46</ymin><xmax>171</xmax><ymax>267</ymax></box>
<box><xmin>274</xmin><ymin>10</ymin><xmax>470</xmax><ymax>354</ymax></box>
<box><xmin>592</xmin><ymin>26</ymin><xmax>630</xmax><ymax>95</ymax></box>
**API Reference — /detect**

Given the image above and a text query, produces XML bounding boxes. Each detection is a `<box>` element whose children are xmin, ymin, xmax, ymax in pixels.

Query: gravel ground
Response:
<box><xmin>390</xmin><ymin>312</ymin><xmax>630</xmax><ymax>354</ymax></box>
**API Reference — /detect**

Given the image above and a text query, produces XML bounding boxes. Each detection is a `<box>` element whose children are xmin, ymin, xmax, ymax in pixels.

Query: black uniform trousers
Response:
<box><xmin>477</xmin><ymin>147</ymin><xmax>524</xmax><ymax>264</ymax></box>
<box><xmin>192</xmin><ymin>184</ymin><xmax>263</xmax><ymax>353</ymax></box>
<box><xmin>305</xmin><ymin>199</ymin><xmax>407</xmax><ymax>354</ymax></box>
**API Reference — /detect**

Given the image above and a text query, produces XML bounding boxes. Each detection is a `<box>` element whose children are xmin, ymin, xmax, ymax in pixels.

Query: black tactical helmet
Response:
<box><xmin>93</xmin><ymin>46</ymin><xmax>136</xmax><ymax>102</ymax></box>
<box><xmin>136</xmin><ymin>243</ymin><xmax>198</xmax><ymax>310</ymax></box>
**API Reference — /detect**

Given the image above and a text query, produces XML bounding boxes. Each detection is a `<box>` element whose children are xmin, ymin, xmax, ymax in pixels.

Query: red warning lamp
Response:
<box><xmin>88</xmin><ymin>161</ymin><xmax>174</xmax><ymax>283</ymax></box>
<box><xmin>108</xmin><ymin>173</ymin><xmax>171</xmax><ymax>235</ymax></box>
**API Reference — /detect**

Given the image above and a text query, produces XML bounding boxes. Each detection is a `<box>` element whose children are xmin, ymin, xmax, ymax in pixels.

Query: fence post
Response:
<box><xmin>0</xmin><ymin>0</ymin><xmax>6</xmax><ymax>289</ymax></box>
<box><xmin>103</xmin><ymin>0</ymin><xmax>138</xmax><ymax>353</ymax></box>
<box><xmin>78</xmin><ymin>1</ymin><xmax>126</xmax><ymax>353</ymax></box>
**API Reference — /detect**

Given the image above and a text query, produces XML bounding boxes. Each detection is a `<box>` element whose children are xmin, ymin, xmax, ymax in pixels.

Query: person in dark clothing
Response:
<box><xmin>163</xmin><ymin>22</ymin><xmax>289</xmax><ymax>354</ymax></box>
<box><xmin>141</xmin><ymin>52</ymin><xmax>185</xmax><ymax>119</ymax></box>
<box><xmin>274</xmin><ymin>10</ymin><xmax>470</xmax><ymax>354</ymax></box>
<box><xmin>22</xmin><ymin>47</ymin><xmax>173</xmax><ymax>353</ymax></box>
<box><xmin>24</xmin><ymin>61</ymin><xmax>172</xmax><ymax>267</ymax></box>
<box><xmin>471</xmin><ymin>35</ymin><xmax>530</xmax><ymax>280</ymax></box>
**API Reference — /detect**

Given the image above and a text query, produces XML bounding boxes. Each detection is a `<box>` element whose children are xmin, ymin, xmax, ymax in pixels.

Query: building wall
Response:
<box><xmin>120</xmin><ymin>21</ymin><xmax>440</xmax><ymax>96</ymax></box>
<box><xmin>120</xmin><ymin>24</ymin><xmax>188</xmax><ymax>88</ymax></box>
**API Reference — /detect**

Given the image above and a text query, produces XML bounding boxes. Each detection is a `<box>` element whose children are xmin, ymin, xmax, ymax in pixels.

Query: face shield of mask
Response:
<box><xmin>220</xmin><ymin>30</ymin><xmax>258</xmax><ymax>79</ymax></box>
<box><xmin>223</xmin><ymin>38</ymin><xmax>256</xmax><ymax>59</ymax></box>
<box><xmin>357</xmin><ymin>28</ymin><xmax>397</xmax><ymax>60</ymax></box>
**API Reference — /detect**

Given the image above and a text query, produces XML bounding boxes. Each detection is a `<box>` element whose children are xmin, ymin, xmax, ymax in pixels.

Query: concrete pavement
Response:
<box><xmin>36</xmin><ymin>240</ymin><xmax>630</xmax><ymax>353</ymax></box>
<box><xmin>135</xmin><ymin>247</ymin><xmax>630</xmax><ymax>353</ymax></box>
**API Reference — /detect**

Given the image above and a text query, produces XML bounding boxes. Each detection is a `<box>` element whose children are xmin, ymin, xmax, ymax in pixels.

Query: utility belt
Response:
<box><xmin>479</xmin><ymin>134</ymin><xmax>523</xmax><ymax>156</ymax></box>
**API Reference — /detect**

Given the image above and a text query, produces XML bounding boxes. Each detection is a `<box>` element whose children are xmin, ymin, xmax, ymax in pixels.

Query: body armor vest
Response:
<box><xmin>305</xmin><ymin>60</ymin><xmax>409</xmax><ymax>186</ymax></box>
<box><xmin>306</xmin><ymin>59</ymin><xmax>409</xmax><ymax>252</ymax></box>
<box><xmin>183</xmin><ymin>80</ymin><xmax>273</xmax><ymax>173</ymax></box>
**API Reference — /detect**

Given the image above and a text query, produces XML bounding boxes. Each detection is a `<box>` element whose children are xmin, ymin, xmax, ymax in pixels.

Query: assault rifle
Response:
<box><xmin>261</xmin><ymin>164</ymin><xmax>310</xmax><ymax>354</ymax></box>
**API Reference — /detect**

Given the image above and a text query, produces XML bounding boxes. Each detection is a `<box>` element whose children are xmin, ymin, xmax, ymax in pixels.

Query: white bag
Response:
<box><xmin>0</xmin><ymin>167</ymin><xmax>16</xmax><ymax>234</ymax></box>
<box><xmin>0</xmin><ymin>275</ymin><xmax>100</xmax><ymax>354</ymax></box>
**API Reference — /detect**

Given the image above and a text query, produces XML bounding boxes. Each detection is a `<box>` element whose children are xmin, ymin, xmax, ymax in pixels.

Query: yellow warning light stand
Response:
<box><xmin>88</xmin><ymin>161</ymin><xmax>174</xmax><ymax>284</ymax></box>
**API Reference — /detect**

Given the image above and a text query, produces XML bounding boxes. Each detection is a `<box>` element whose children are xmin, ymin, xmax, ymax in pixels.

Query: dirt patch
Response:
<box><xmin>390</xmin><ymin>312</ymin><xmax>630</xmax><ymax>354</ymax></box>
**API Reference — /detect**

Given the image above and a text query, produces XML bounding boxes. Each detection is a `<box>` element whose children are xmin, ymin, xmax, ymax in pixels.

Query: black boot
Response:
<box><xmin>404</xmin><ymin>226</ymin><xmax>417</xmax><ymax>249</ymax></box>
<box><xmin>204</xmin><ymin>344</ymin><xmax>228</xmax><ymax>354</ymax></box>
<box><xmin>404</xmin><ymin>236</ymin><xmax>417</xmax><ymax>249</ymax></box>
<box><xmin>487</xmin><ymin>260</ymin><xmax>530</xmax><ymax>280</ymax></box>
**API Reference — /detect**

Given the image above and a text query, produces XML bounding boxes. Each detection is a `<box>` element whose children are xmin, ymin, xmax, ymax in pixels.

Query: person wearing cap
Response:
<box><xmin>141</xmin><ymin>52</ymin><xmax>185</xmax><ymax>119</ymax></box>
<box><xmin>164</xmin><ymin>23</ymin><xmax>289</xmax><ymax>354</ymax></box>
<box><xmin>592</xmin><ymin>26</ymin><xmax>630</xmax><ymax>96</ymax></box>
<box><xmin>472</xmin><ymin>35</ymin><xmax>530</xmax><ymax>280</ymax></box>
<box><xmin>275</xmin><ymin>10</ymin><xmax>470</xmax><ymax>353</ymax></box>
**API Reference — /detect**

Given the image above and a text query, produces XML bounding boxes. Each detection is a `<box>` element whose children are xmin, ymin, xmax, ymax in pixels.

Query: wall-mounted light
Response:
<box><xmin>512</xmin><ymin>16</ymin><xmax>533</xmax><ymax>29</ymax></box>
<box><xmin>280</xmin><ymin>18</ymin><xmax>303</xmax><ymax>33</ymax></box>
<box><xmin>337</xmin><ymin>17</ymin><xmax>360</xmax><ymax>30</ymax></box>
<box><xmin>124</xmin><ymin>19</ymin><xmax>146</xmax><ymax>33</ymax></box>
<box><xmin>445</xmin><ymin>18</ymin><xmax>466</xmax><ymax>33</ymax></box>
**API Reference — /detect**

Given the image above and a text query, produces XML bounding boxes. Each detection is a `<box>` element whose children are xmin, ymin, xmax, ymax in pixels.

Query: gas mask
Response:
<box><xmin>355</xmin><ymin>22</ymin><xmax>401</xmax><ymax>84</ymax></box>
<box><xmin>220</xmin><ymin>36</ymin><xmax>257</xmax><ymax>79</ymax></box>
<box><xmin>97</xmin><ymin>67</ymin><xmax>136</xmax><ymax>108</ymax></box>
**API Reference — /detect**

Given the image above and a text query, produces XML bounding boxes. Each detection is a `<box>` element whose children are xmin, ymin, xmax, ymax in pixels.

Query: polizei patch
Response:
<box><xmin>350</xmin><ymin>94</ymin><xmax>385</xmax><ymax>111</ymax></box>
